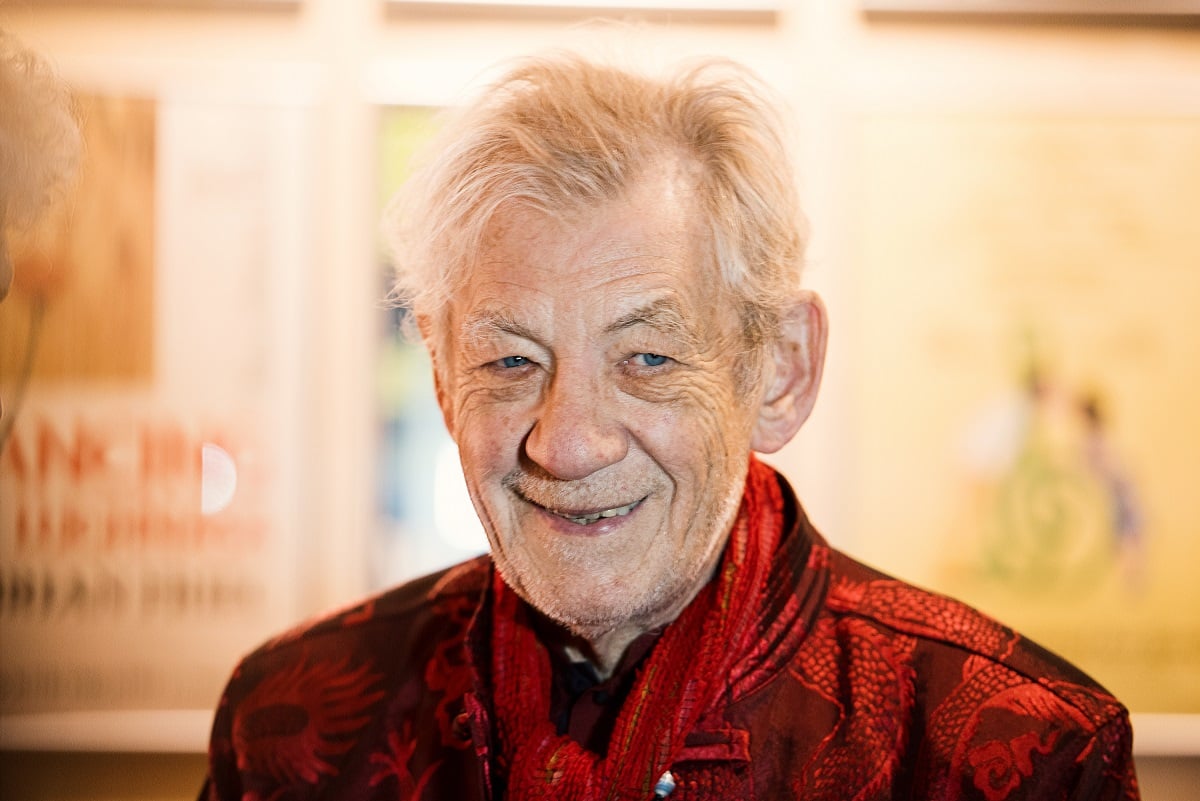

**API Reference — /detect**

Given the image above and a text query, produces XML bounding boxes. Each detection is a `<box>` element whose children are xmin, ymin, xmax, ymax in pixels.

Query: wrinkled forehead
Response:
<box><xmin>482</xmin><ymin>156</ymin><xmax>712</xmax><ymax>270</ymax></box>
<box><xmin>423</xmin><ymin>155</ymin><xmax>731</xmax><ymax>347</ymax></box>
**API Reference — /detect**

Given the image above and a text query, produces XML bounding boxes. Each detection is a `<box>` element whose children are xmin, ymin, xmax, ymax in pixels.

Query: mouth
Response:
<box><xmin>520</xmin><ymin>493</ymin><xmax>646</xmax><ymax>527</ymax></box>
<box><xmin>553</xmin><ymin>498</ymin><xmax>644</xmax><ymax>526</ymax></box>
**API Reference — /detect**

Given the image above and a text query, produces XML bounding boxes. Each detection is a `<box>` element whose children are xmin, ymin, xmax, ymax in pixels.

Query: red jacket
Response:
<box><xmin>202</xmin><ymin>471</ymin><xmax>1138</xmax><ymax>800</ymax></box>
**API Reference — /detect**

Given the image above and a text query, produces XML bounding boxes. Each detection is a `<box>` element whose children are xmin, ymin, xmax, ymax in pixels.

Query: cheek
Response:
<box><xmin>632</xmin><ymin>379</ymin><xmax>753</xmax><ymax>478</ymax></box>
<box><xmin>642</xmin><ymin>342</ymin><xmax>760</xmax><ymax>450</ymax></box>
<box><xmin>454</xmin><ymin>391</ymin><xmax>531</xmax><ymax>476</ymax></box>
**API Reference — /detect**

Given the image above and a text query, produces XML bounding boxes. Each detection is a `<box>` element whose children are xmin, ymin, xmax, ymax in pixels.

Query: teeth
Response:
<box><xmin>561</xmin><ymin>499</ymin><xmax>640</xmax><ymax>526</ymax></box>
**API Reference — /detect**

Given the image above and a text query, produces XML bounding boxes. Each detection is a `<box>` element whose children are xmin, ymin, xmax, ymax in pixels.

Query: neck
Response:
<box><xmin>539</xmin><ymin>574</ymin><xmax>723</xmax><ymax>681</ymax></box>
<box><xmin>541</xmin><ymin>541</ymin><xmax>730</xmax><ymax>679</ymax></box>
<box><xmin>525</xmin><ymin>607</ymin><xmax>642</xmax><ymax>680</ymax></box>
<box><xmin>561</xmin><ymin>626</ymin><xmax>650</xmax><ymax>681</ymax></box>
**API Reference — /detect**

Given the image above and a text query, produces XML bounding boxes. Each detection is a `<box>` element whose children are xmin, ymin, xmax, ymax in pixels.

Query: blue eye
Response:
<box><xmin>498</xmin><ymin>355</ymin><xmax>529</xmax><ymax>368</ymax></box>
<box><xmin>635</xmin><ymin>353</ymin><xmax>669</xmax><ymax>367</ymax></box>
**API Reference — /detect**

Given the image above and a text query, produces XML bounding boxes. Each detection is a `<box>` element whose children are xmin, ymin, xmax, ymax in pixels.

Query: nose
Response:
<box><xmin>523</xmin><ymin>368</ymin><xmax>628</xmax><ymax>481</ymax></box>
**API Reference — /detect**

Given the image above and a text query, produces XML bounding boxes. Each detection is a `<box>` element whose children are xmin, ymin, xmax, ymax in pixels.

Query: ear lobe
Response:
<box><xmin>417</xmin><ymin>313</ymin><xmax>456</xmax><ymax>438</ymax></box>
<box><xmin>750</xmin><ymin>292</ymin><xmax>828</xmax><ymax>454</ymax></box>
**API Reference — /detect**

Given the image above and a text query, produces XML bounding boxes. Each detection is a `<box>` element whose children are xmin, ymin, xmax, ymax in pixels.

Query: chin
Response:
<box><xmin>520</xmin><ymin>570</ymin><xmax>684</xmax><ymax>638</ymax></box>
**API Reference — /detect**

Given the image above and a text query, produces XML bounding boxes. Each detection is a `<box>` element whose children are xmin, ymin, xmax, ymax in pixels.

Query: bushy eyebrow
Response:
<box><xmin>458</xmin><ymin>298</ymin><xmax>702</xmax><ymax>350</ymax></box>
<box><xmin>461</xmin><ymin>309</ymin><xmax>536</xmax><ymax>342</ymax></box>
<box><xmin>604</xmin><ymin>297</ymin><xmax>700</xmax><ymax>348</ymax></box>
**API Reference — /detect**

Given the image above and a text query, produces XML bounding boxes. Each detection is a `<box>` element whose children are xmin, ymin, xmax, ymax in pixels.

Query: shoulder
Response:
<box><xmin>238</xmin><ymin>555</ymin><xmax>489</xmax><ymax>673</ymax></box>
<box><xmin>202</xmin><ymin>559</ymin><xmax>490</xmax><ymax>799</ymax></box>
<box><xmin>214</xmin><ymin>555</ymin><xmax>490</xmax><ymax>716</ymax></box>
<box><xmin>814</xmin><ymin>550</ymin><xmax>1136</xmax><ymax>798</ymax></box>
<box><xmin>822</xmin><ymin>550</ymin><xmax>1118</xmax><ymax>707</ymax></box>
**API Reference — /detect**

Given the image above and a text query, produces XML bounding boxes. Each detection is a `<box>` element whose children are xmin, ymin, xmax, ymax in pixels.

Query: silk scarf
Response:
<box><xmin>488</xmin><ymin>456</ymin><xmax>783</xmax><ymax>800</ymax></box>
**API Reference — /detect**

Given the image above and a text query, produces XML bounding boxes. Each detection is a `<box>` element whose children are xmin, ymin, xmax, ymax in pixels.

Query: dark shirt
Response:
<box><xmin>547</xmin><ymin>630</ymin><xmax>660</xmax><ymax>754</ymax></box>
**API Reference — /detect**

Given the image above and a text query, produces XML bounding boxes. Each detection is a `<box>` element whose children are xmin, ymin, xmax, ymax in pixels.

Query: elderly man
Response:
<box><xmin>202</xmin><ymin>53</ymin><xmax>1138</xmax><ymax>800</ymax></box>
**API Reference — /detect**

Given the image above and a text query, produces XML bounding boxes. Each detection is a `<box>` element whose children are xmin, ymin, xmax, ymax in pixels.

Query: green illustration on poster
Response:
<box><xmin>955</xmin><ymin>326</ymin><xmax>1143</xmax><ymax>596</ymax></box>
<box><xmin>847</xmin><ymin>113</ymin><xmax>1200</xmax><ymax>714</ymax></box>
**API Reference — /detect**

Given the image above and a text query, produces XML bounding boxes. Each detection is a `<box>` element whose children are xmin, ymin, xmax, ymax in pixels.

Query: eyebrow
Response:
<box><xmin>457</xmin><ymin>297</ymin><xmax>702</xmax><ymax>349</ymax></box>
<box><xmin>460</xmin><ymin>309</ymin><xmax>542</xmax><ymax>346</ymax></box>
<box><xmin>604</xmin><ymin>297</ymin><xmax>700</xmax><ymax>347</ymax></box>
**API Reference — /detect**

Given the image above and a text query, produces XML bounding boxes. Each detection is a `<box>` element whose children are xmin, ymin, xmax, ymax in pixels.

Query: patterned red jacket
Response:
<box><xmin>202</xmin><ymin>471</ymin><xmax>1139</xmax><ymax>800</ymax></box>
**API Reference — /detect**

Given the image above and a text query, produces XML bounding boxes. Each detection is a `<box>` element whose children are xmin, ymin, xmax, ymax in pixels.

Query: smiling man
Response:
<box><xmin>202</xmin><ymin>54</ymin><xmax>1139</xmax><ymax>800</ymax></box>
<box><xmin>439</xmin><ymin>155</ymin><xmax>803</xmax><ymax>681</ymax></box>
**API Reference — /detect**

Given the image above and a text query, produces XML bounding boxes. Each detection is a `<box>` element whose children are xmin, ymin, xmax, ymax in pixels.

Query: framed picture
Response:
<box><xmin>370</xmin><ymin>105</ymin><xmax>492</xmax><ymax>593</ymax></box>
<box><xmin>861</xmin><ymin>1</ymin><xmax>1200</xmax><ymax>19</ymax></box>
<box><xmin>24</xmin><ymin>0</ymin><xmax>298</xmax><ymax>8</ymax></box>
<box><xmin>385</xmin><ymin>0</ymin><xmax>780</xmax><ymax>23</ymax></box>
<box><xmin>0</xmin><ymin>90</ymin><xmax>315</xmax><ymax>751</ymax></box>
<box><xmin>839</xmin><ymin>110</ymin><xmax>1200</xmax><ymax>740</ymax></box>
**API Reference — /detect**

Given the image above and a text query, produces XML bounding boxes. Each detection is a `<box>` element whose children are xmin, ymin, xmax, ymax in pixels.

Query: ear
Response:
<box><xmin>750</xmin><ymin>291</ymin><xmax>828</xmax><ymax>454</ymax></box>
<box><xmin>417</xmin><ymin>313</ymin><xmax>456</xmax><ymax>438</ymax></box>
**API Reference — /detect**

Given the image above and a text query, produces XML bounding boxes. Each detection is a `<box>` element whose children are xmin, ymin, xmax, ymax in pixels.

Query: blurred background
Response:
<box><xmin>1</xmin><ymin>0</ymin><xmax>1198</xmax><ymax>797</ymax></box>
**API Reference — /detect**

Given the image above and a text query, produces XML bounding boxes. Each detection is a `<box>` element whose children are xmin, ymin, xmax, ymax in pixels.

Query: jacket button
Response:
<box><xmin>452</xmin><ymin>711</ymin><xmax>472</xmax><ymax>741</ymax></box>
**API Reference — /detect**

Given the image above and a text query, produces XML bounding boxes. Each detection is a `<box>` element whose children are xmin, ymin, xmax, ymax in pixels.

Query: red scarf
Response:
<box><xmin>488</xmin><ymin>457</ymin><xmax>783</xmax><ymax>800</ymax></box>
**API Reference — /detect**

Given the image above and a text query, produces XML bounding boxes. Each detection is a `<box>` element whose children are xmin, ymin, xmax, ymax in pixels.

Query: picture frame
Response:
<box><xmin>0</xmin><ymin>89</ymin><xmax>316</xmax><ymax>753</ymax></box>
<box><xmin>23</xmin><ymin>0</ymin><xmax>299</xmax><ymax>9</ymax></box>
<box><xmin>861</xmin><ymin>0</ymin><xmax>1200</xmax><ymax>20</ymax></box>
<box><xmin>837</xmin><ymin>108</ymin><xmax>1200</xmax><ymax>755</ymax></box>
<box><xmin>385</xmin><ymin>0</ymin><xmax>780</xmax><ymax>24</ymax></box>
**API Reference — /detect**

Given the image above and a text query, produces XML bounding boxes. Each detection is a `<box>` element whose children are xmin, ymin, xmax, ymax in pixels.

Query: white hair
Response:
<box><xmin>384</xmin><ymin>51</ymin><xmax>807</xmax><ymax>349</ymax></box>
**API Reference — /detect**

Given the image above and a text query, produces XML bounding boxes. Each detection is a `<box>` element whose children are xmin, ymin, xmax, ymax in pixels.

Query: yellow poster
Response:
<box><xmin>0</xmin><ymin>94</ymin><xmax>155</xmax><ymax>383</ymax></box>
<box><xmin>846</xmin><ymin>113</ymin><xmax>1200</xmax><ymax>713</ymax></box>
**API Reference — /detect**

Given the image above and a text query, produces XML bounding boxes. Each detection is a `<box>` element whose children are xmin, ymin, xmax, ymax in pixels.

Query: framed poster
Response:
<box><xmin>371</xmin><ymin>105</ymin><xmax>490</xmax><ymax>593</ymax></box>
<box><xmin>0</xmin><ymin>91</ymin><xmax>314</xmax><ymax>750</ymax></box>
<box><xmin>861</xmin><ymin>0</ymin><xmax>1200</xmax><ymax>18</ymax></box>
<box><xmin>25</xmin><ymin>0</ymin><xmax>299</xmax><ymax>9</ymax></box>
<box><xmin>842</xmin><ymin>112</ymin><xmax>1200</xmax><ymax>724</ymax></box>
<box><xmin>385</xmin><ymin>0</ymin><xmax>780</xmax><ymax>24</ymax></box>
